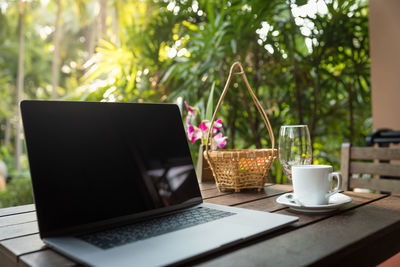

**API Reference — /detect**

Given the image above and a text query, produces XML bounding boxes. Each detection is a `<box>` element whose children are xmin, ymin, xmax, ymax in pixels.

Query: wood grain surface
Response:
<box><xmin>0</xmin><ymin>183</ymin><xmax>399</xmax><ymax>267</ymax></box>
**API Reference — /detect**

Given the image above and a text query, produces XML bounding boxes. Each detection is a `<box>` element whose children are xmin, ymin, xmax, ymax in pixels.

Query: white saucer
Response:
<box><xmin>276</xmin><ymin>193</ymin><xmax>352</xmax><ymax>213</ymax></box>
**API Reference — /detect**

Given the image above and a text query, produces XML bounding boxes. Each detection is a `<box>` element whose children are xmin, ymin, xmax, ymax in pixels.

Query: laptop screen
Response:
<box><xmin>21</xmin><ymin>101</ymin><xmax>202</xmax><ymax>237</ymax></box>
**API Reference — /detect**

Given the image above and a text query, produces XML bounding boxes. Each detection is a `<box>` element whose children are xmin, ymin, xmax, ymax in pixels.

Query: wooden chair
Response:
<box><xmin>340</xmin><ymin>143</ymin><xmax>400</xmax><ymax>194</ymax></box>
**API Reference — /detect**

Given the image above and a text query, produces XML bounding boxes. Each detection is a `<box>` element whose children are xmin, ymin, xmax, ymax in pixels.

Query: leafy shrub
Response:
<box><xmin>0</xmin><ymin>177</ymin><xmax>33</xmax><ymax>208</ymax></box>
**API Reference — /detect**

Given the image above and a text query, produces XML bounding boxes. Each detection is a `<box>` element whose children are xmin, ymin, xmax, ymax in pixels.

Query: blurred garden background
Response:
<box><xmin>0</xmin><ymin>0</ymin><xmax>370</xmax><ymax>207</ymax></box>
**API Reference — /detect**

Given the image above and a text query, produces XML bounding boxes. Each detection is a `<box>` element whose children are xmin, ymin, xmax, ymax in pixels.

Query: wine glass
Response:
<box><xmin>279</xmin><ymin>125</ymin><xmax>312</xmax><ymax>180</ymax></box>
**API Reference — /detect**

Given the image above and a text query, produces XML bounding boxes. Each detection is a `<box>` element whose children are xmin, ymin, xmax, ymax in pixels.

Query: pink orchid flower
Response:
<box><xmin>184</xmin><ymin>101</ymin><xmax>195</xmax><ymax>114</ymax></box>
<box><xmin>184</xmin><ymin>101</ymin><xmax>227</xmax><ymax>148</ymax></box>
<box><xmin>214</xmin><ymin>119</ymin><xmax>223</xmax><ymax>130</ymax></box>
<box><xmin>213</xmin><ymin>132</ymin><xmax>227</xmax><ymax>150</ymax></box>
<box><xmin>187</xmin><ymin>124</ymin><xmax>202</xmax><ymax>144</ymax></box>
<box><xmin>212</xmin><ymin>119</ymin><xmax>223</xmax><ymax>133</ymax></box>
<box><xmin>184</xmin><ymin>101</ymin><xmax>197</xmax><ymax>126</ymax></box>
<box><xmin>198</xmin><ymin>122</ymin><xmax>208</xmax><ymax>133</ymax></box>
<box><xmin>205</xmin><ymin>119</ymin><xmax>223</xmax><ymax>134</ymax></box>
<box><xmin>184</xmin><ymin>102</ymin><xmax>196</xmax><ymax>117</ymax></box>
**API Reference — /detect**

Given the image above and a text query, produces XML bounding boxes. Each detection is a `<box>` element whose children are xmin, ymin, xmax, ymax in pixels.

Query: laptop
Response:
<box><xmin>21</xmin><ymin>100</ymin><xmax>297</xmax><ymax>267</ymax></box>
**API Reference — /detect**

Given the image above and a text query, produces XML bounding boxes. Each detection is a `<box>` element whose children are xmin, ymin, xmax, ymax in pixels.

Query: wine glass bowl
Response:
<box><xmin>279</xmin><ymin>125</ymin><xmax>312</xmax><ymax>180</ymax></box>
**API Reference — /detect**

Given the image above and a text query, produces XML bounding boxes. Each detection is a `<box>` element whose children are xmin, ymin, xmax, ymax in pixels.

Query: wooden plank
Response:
<box><xmin>235</xmin><ymin>191</ymin><xmax>384</xmax><ymax>214</ymax></box>
<box><xmin>0</xmin><ymin>212</ymin><xmax>37</xmax><ymax>228</ymax></box>
<box><xmin>341</xmin><ymin>143</ymin><xmax>351</xmax><ymax>191</ymax></box>
<box><xmin>350</xmin><ymin>162</ymin><xmax>400</xmax><ymax>177</ymax></box>
<box><xmin>194</xmin><ymin>195</ymin><xmax>400</xmax><ymax>267</ymax></box>
<box><xmin>0</xmin><ymin>184</ymin><xmax>287</xmax><ymax>267</ymax></box>
<box><xmin>350</xmin><ymin>178</ymin><xmax>400</xmax><ymax>194</ymax></box>
<box><xmin>0</xmin><ymin>205</ymin><xmax>35</xmax><ymax>218</ymax></box>
<box><xmin>19</xmin><ymin>250</ymin><xmax>78</xmax><ymax>267</ymax></box>
<box><xmin>310</xmin><ymin>196</ymin><xmax>400</xmax><ymax>266</ymax></box>
<box><xmin>204</xmin><ymin>191</ymin><xmax>266</xmax><ymax>206</ymax></box>
<box><xmin>201</xmin><ymin>184</ymin><xmax>275</xmax><ymax>199</ymax></box>
<box><xmin>0</xmin><ymin>250</ymin><xmax>17</xmax><ymax>267</ymax></box>
<box><xmin>201</xmin><ymin>184</ymin><xmax>275</xmax><ymax>200</ymax></box>
<box><xmin>0</xmin><ymin>187</ymin><xmax>388</xmax><ymax>267</ymax></box>
<box><xmin>201</xmin><ymin>188</ymin><xmax>232</xmax><ymax>199</ymax></box>
<box><xmin>351</xmin><ymin>146</ymin><xmax>400</xmax><ymax>160</ymax></box>
<box><xmin>198</xmin><ymin>182</ymin><xmax>217</xmax><ymax>191</ymax></box>
<box><xmin>199</xmin><ymin>182</ymin><xmax>273</xmax><ymax>193</ymax></box>
<box><xmin>275</xmin><ymin>191</ymin><xmax>387</xmax><ymax>227</ymax></box>
<box><xmin>204</xmin><ymin>184</ymin><xmax>292</xmax><ymax>206</ymax></box>
<box><xmin>0</xmin><ymin>234</ymin><xmax>45</xmax><ymax>263</ymax></box>
<box><xmin>0</xmin><ymin>222</ymin><xmax>38</xmax><ymax>241</ymax></box>
<box><xmin>235</xmin><ymin>194</ymin><xmax>287</xmax><ymax>212</ymax></box>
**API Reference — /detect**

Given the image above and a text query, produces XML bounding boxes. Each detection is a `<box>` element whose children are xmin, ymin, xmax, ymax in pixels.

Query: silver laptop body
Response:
<box><xmin>21</xmin><ymin>100</ymin><xmax>297</xmax><ymax>267</ymax></box>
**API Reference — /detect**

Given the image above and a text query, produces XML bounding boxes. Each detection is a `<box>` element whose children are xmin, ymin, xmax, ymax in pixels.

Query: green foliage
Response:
<box><xmin>205</xmin><ymin>81</ymin><xmax>215</xmax><ymax>121</ymax></box>
<box><xmin>0</xmin><ymin>146</ymin><xmax>14</xmax><ymax>172</ymax></box>
<box><xmin>0</xmin><ymin>177</ymin><xmax>33</xmax><ymax>208</ymax></box>
<box><xmin>0</xmin><ymin>0</ymin><xmax>372</xmax><ymax>187</ymax></box>
<box><xmin>0</xmin><ymin>146</ymin><xmax>32</xmax><ymax>208</ymax></box>
<box><xmin>157</xmin><ymin>0</ymin><xmax>371</xmax><ymax>181</ymax></box>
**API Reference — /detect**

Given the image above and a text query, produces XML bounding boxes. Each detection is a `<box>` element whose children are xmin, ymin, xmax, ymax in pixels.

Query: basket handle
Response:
<box><xmin>205</xmin><ymin>61</ymin><xmax>275</xmax><ymax>155</ymax></box>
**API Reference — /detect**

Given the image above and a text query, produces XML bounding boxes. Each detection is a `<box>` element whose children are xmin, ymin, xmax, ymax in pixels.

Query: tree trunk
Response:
<box><xmin>240</xmin><ymin>92</ymin><xmax>262</xmax><ymax>148</ymax></box>
<box><xmin>87</xmin><ymin>21</ymin><xmax>97</xmax><ymax>60</ymax></box>
<box><xmin>238</xmin><ymin>45</ymin><xmax>262</xmax><ymax>149</ymax></box>
<box><xmin>51</xmin><ymin>0</ymin><xmax>61</xmax><ymax>99</ymax></box>
<box><xmin>99</xmin><ymin>0</ymin><xmax>107</xmax><ymax>37</ymax></box>
<box><xmin>288</xmin><ymin>4</ymin><xmax>304</xmax><ymax>126</ymax></box>
<box><xmin>348</xmin><ymin>82</ymin><xmax>354</xmax><ymax>144</ymax></box>
<box><xmin>311</xmin><ymin>67</ymin><xmax>320</xmax><ymax>154</ymax></box>
<box><xmin>4</xmin><ymin>118</ymin><xmax>11</xmax><ymax>148</ymax></box>
<box><xmin>228</xmin><ymin>107</ymin><xmax>235</xmax><ymax>149</ymax></box>
<box><xmin>112</xmin><ymin>4</ymin><xmax>120</xmax><ymax>46</ymax></box>
<box><xmin>15</xmin><ymin>0</ymin><xmax>25</xmax><ymax>173</ymax></box>
<box><xmin>293</xmin><ymin>61</ymin><xmax>304</xmax><ymax>125</ymax></box>
<box><xmin>253</xmin><ymin>46</ymin><xmax>262</xmax><ymax>148</ymax></box>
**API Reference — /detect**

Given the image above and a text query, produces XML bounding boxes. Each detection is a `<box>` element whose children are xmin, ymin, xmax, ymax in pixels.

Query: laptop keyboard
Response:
<box><xmin>79</xmin><ymin>207</ymin><xmax>235</xmax><ymax>249</ymax></box>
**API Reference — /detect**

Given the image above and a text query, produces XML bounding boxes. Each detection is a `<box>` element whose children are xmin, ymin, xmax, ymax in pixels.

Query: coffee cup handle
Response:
<box><xmin>326</xmin><ymin>172</ymin><xmax>342</xmax><ymax>199</ymax></box>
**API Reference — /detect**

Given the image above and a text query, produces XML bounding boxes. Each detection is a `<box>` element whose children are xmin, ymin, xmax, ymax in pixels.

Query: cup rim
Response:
<box><xmin>292</xmin><ymin>164</ymin><xmax>332</xmax><ymax>169</ymax></box>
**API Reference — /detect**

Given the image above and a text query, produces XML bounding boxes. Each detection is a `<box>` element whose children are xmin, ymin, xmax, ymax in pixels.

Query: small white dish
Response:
<box><xmin>276</xmin><ymin>192</ymin><xmax>352</xmax><ymax>213</ymax></box>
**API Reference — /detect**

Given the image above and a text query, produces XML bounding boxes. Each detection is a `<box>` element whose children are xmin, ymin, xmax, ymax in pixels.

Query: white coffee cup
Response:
<box><xmin>291</xmin><ymin>165</ymin><xmax>342</xmax><ymax>206</ymax></box>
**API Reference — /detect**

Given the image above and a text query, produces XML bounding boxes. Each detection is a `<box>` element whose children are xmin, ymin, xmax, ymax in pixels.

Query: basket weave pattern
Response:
<box><xmin>206</xmin><ymin>149</ymin><xmax>277</xmax><ymax>192</ymax></box>
<box><xmin>204</xmin><ymin>62</ymin><xmax>277</xmax><ymax>192</ymax></box>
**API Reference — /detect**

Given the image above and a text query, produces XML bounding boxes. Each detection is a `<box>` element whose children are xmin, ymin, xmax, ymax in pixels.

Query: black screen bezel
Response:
<box><xmin>21</xmin><ymin>100</ymin><xmax>203</xmax><ymax>238</ymax></box>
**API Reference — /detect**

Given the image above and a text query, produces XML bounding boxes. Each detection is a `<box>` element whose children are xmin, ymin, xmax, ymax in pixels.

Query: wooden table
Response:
<box><xmin>1</xmin><ymin>183</ymin><xmax>400</xmax><ymax>267</ymax></box>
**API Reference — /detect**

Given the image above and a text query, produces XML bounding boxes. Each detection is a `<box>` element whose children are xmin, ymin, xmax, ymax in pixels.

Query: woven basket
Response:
<box><xmin>204</xmin><ymin>62</ymin><xmax>277</xmax><ymax>192</ymax></box>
